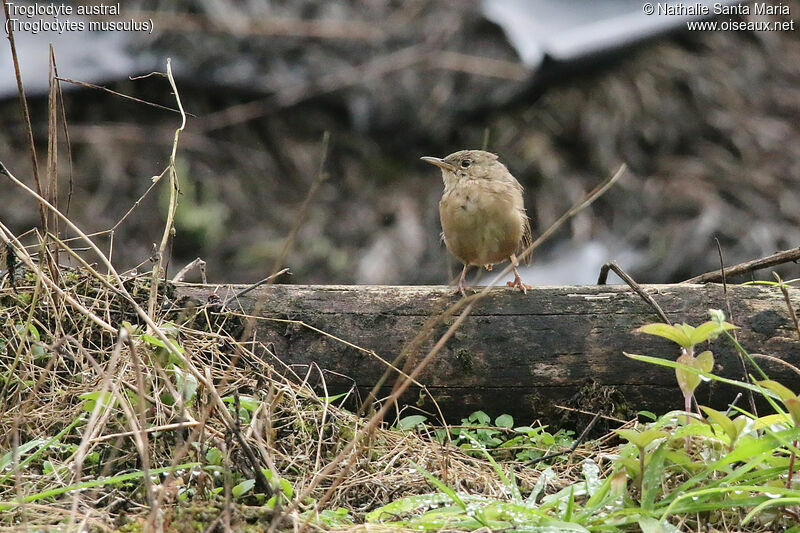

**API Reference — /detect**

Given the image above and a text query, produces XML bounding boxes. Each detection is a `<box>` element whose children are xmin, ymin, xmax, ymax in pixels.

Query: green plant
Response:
<box><xmin>635</xmin><ymin>310</ymin><xmax>737</xmax><ymax>419</ymax></box>
<box><xmin>447</xmin><ymin>411</ymin><xmax>574</xmax><ymax>460</ymax></box>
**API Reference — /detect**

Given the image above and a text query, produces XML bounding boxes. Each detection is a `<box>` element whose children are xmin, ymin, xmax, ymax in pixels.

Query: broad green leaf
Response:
<box><xmin>689</xmin><ymin>321</ymin><xmax>737</xmax><ymax>345</ymax></box>
<box><xmin>467</xmin><ymin>410</ymin><xmax>491</xmax><ymax>425</ymax></box>
<box><xmin>699</xmin><ymin>406</ymin><xmax>737</xmax><ymax>444</ymax></box>
<box><xmin>636</xmin><ymin>323</ymin><xmax>692</xmax><ymax>347</ymax></box>
<box><xmin>695</xmin><ymin>351</ymin><xmax>714</xmax><ymax>373</ymax></box>
<box><xmin>279</xmin><ymin>478</ymin><xmax>293</xmax><ymax>499</ymax></box>
<box><xmin>232</xmin><ymin>479</ymin><xmax>255</xmax><ymax>498</ymax></box>
<box><xmin>582</xmin><ymin>459</ymin><xmax>602</xmax><ymax>496</ymax></box>
<box><xmin>140</xmin><ymin>333</ymin><xmax>166</xmax><ymax>348</ymax></box>
<box><xmin>715</xmin><ymin>427</ymin><xmax>800</xmax><ymax>469</ymax></box>
<box><xmin>79</xmin><ymin>391</ymin><xmax>116</xmax><ymax>412</ymax></box>
<box><xmin>397</xmin><ymin>415</ymin><xmax>427</xmax><ymax>430</ymax></box>
<box><xmin>616</xmin><ymin>429</ymin><xmax>668</xmax><ymax>449</ymax></box>
<box><xmin>205</xmin><ymin>447</ymin><xmax>223</xmax><ymax>465</ymax></box>
<box><xmin>222</xmin><ymin>395</ymin><xmax>260</xmax><ymax>413</ymax></box>
<box><xmin>753</xmin><ymin>413</ymin><xmax>793</xmax><ymax>429</ymax></box>
<box><xmin>675</xmin><ymin>323</ymin><xmax>696</xmax><ymax>342</ymax></box>
<box><xmin>495</xmin><ymin>414</ymin><xmax>514</xmax><ymax>428</ymax></box>
<box><xmin>675</xmin><ymin>353</ymin><xmax>701</xmax><ymax>398</ymax></box>
<box><xmin>617</xmin><ymin>457</ymin><xmax>641</xmax><ymax>479</ymax></box>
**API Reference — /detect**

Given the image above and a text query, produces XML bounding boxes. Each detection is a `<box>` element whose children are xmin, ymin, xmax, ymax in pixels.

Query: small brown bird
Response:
<box><xmin>421</xmin><ymin>149</ymin><xmax>532</xmax><ymax>296</ymax></box>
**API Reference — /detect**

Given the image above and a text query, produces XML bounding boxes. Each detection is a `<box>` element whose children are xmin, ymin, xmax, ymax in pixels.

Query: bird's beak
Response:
<box><xmin>421</xmin><ymin>156</ymin><xmax>457</xmax><ymax>172</ymax></box>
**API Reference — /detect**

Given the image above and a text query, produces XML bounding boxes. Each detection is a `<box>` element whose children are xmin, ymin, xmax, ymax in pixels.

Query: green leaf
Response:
<box><xmin>695</xmin><ymin>351</ymin><xmax>714</xmax><ymax>373</ymax></box>
<box><xmin>495</xmin><ymin>414</ymin><xmax>514</xmax><ymax>428</ymax></box>
<box><xmin>785</xmin><ymin>397</ymin><xmax>800</xmax><ymax>426</ymax></box>
<box><xmin>324</xmin><ymin>392</ymin><xmax>347</xmax><ymax>404</ymax></box>
<box><xmin>639</xmin><ymin>516</ymin><xmax>682</xmax><ymax>533</ymax></box>
<box><xmin>205</xmin><ymin>447</ymin><xmax>223</xmax><ymax>466</ymax></box>
<box><xmin>467</xmin><ymin>410</ymin><xmax>490</xmax><ymax>425</ymax></box>
<box><xmin>563</xmin><ymin>486</ymin><xmax>575</xmax><ymax>521</ymax></box>
<box><xmin>397</xmin><ymin>415</ymin><xmax>427</xmax><ymax>430</ymax></box>
<box><xmin>232</xmin><ymin>479</ymin><xmax>255</xmax><ymax>498</ymax></box>
<box><xmin>0</xmin><ymin>439</ymin><xmax>47</xmax><ymax>470</ymax></box>
<box><xmin>675</xmin><ymin>353</ymin><xmax>701</xmax><ymax>399</ymax></box>
<box><xmin>615</xmin><ymin>429</ymin><xmax>668</xmax><ymax>450</ymax></box>
<box><xmin>26</xmin><ymin>323</ymin><xmax>40</xmax><ymax>341</ymax></box>
<box><xmin>526</xmin><ymin>467</ymin><xmax>555</xmax><ymax>504</ymax></box>
<box><xmin>279</xmin><ymin>478</ymin><xmax>293</xmax><ymax>499</ymax></box>
<box><xmin>366</xmin><ymin>493</ymin><xmax>453</xmax><ymax>522</ymax></box>
<box><xmin>79</xmin><ymin>391</ymin><xmax>115</xmax><ymax>412</ymax></box>
<box><xmin>625</xmin><ymin>353</ymin><xmax>783</xmax><ymax>400</ymax></box>
<box><xmin>700</xmin><ymin>406</ymin><xmax>737</xmax><ymax>444</ymax></box>
<box><xmin>635</xmin><ymin>323</ymin><xmax>692</xmax><ymax>348</ymax></box>
<box><xmin>689</xmin><ymin>321</ymin><xmax>737</xmax><ymax>345</ymax></box>
<box><xmin>642</xmin><ymin>443</ymin><xmax>668</xmax><ymax>510</ymax></box>
<box><xmin>756</xmin><ymin>380</ymin><xmax>797</xmax><ymax>402</ymax></box>
<box><xmin>140</xmin><ymin>333</ymin><xmax>166</xmax><ymax>348</ymax></box>
<box><xmin>172</xmin><ymin>365</ymin><xmax>198</xmax><ymax>403</ymax></box>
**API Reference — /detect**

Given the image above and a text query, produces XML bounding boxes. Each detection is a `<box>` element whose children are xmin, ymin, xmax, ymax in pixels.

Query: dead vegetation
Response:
<box><xmin>0</xmin><ymin>57</ymin><xmax>569</xmax><ymax>531</ymax></box>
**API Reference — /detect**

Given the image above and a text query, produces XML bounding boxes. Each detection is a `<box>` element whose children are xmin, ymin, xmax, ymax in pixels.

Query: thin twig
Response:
<box><xmin>224</xmin><ymin>268</ymin><xmax>290</xmax><ymax>304</ymax></box>
<box><xmin>56</xmin><ymin>77</ymin><xmax>188</xmax><ymax>115</ymax></box>
<box><xmin>714</xmin><ymin>238</ymin><xmax>756</xmax><ymax>417</ymax></box>
<box><xmin>774</xmin><ymin>272</ymin><xmax>800</xmax><ymax>341</ymax></box>
<box><xmin>597</xmin><ymin>260</ymin><xmax>671</xmax><ymax>325</ymax></box>
<box><xmin>147</xmin><ymin>58</ymin><xmax>186</xmax><ymax>321</ymax></box>
<box><xmin>172</xmin><ymin>257</ymin><xmax>208</xmax><ymax>283</ymax></box>
<box><xmin>683</xmin><ymin>246</ymin><xmax>800</xmax><ymax>284</ymax></box>
<box><xmin>526</xmin><ymin>411</ymin><xmax>602</xmax><ymax>466</ymax></box>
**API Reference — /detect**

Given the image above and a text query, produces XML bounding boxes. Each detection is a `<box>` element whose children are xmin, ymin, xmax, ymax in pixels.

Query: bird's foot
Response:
<box><xmin>506</xmin><ymin>272</ymin><xmax>531</xmax><ymax>294</ymax></box>
<box><xmin>456</xmin><ymin>279</ymin><xmax>471</xmax><ymax>297</ymax></box>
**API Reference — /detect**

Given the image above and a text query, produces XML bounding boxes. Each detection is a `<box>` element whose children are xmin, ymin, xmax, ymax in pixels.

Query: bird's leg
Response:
<box><xmin>458</xmin><ymin>264</ymin><xmax>470</xmax><ymax>297</ymax></box>
<box><xmin>506</xmin><ymin>254</ymin><xmax>531</xmax><ymax>294</ymax></box>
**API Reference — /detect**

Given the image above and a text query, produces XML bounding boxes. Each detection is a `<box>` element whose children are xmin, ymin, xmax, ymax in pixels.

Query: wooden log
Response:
<box><xmin>175</xmin><ymin>283</ymin><xmax>800</xmax><ymax>423</ymax></box>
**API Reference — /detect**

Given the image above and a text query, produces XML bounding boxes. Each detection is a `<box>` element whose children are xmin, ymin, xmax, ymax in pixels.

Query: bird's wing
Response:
<box><xmin>517</xmin><ymin>213</ymin><xmax>533</xmax><ymax>264</ymax></box>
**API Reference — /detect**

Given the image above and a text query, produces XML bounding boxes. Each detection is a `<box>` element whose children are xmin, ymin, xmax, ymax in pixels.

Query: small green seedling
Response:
<box><xmin>615</xmin><ymin>428</ymin><xmax>668</xmax><ymax>494</ymax></box>
<box><xmin>635</xmin><ymin>310</ymin><xmax>737</xmax><ymax>421</ymax></box>
<box><xmin>699</xmin><ymin>405</ymin><xmax>747</xmax><ymax>451</ymax></box>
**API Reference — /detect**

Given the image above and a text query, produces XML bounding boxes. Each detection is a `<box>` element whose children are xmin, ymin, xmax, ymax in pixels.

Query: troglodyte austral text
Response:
<box><xmin>421</xmin><ymin>149</ymin><xmax>532</xmax><ymax>296</ymax></box>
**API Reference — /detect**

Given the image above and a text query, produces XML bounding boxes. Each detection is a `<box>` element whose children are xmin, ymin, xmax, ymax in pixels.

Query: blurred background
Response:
<box><xmin>1</xmin><ymin>0</ymin><xmax>799</xmax><ymax>286</ymax></box>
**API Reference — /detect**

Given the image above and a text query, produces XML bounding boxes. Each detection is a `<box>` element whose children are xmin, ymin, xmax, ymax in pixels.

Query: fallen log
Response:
<box><xmin>175</xmin><ymin>283</ymin><xmax>800</xmax><ymax>424</ymax></box>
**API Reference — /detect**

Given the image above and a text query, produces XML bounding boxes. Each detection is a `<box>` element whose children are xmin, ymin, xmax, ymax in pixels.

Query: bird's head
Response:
<box><xmin>421</xmin><ymin>149</ymin><xmax>506</xmax><ymax>186</ymax></box>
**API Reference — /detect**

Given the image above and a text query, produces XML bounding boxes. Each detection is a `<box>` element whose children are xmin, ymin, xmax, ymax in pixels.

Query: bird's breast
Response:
<box><xmin>439</xmin><ymin>180</ymin><xmax>526</xmax><ymax>267</ymax></box>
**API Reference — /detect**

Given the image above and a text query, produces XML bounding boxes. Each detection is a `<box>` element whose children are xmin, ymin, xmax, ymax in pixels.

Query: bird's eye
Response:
<box><xmin>460</xmin><ymin>159</ymin><xmax>471</xmax><ymax>169</ymax></box>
